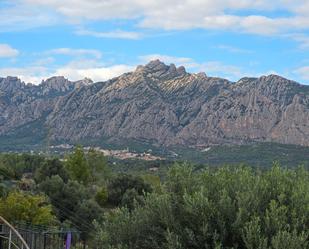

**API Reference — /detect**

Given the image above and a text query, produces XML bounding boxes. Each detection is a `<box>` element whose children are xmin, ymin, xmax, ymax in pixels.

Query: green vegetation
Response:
<box><xmin>171</xmin><ymin>142</ymin><xmax>309</xmax><ymax>167</ymax></box>
<box><xmin>2</xmin><ymin>128</ymin><xmax>309</xmax><ymax>168</ymax></box>
<box><xmin>0</xmin><ymin>147</ymin><xmax>308</xmax><ymax>248</ymax></box>
<box><xmin>0</xmin><ymin>153</ymin><xmax>46</xmax><ymax>179</ymax></box>
<box><xmin>0</xmin><ymin>146</ymin><xmax>153</xmax><ymax>243</ymax></box>
<box><xmin>95</xmin><ymin>163</ymin><xmax>309</xmax><ymax>249</ymax></box>
<box><xmin>107</xmin><ymin>174</ymin><xmax>152</xmax><ymax>207</ymax></box>
<box><xmin>0</xmin><ymin>191</ymin><xmax>56</xmax><ymax>225</ymax></box>
<box><xmin>65</xmin><ymin>145</ymin><xmax>91</xmax><ymax>184</ymax></box>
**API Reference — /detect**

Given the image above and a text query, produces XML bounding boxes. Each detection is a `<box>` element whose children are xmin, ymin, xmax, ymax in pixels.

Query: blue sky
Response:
<box><xmin>0</xmin><ymin>0</ymin><xmax>308</xmax><ymax>84</ymax></box>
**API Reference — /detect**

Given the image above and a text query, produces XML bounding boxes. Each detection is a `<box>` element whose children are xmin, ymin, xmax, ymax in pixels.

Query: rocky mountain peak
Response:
<box><xmin>177</xmin><ymin>66</ymin><xmax>187</xmax><ymax>75</ymax></box>
<box><xmin>79</xmin><ymin>77</ymin><xmax>93</xmax><ymax>85</ymax></box>
<box><xmin>0</xmin><ymin>76</ymin><xmax>24</xmax><ymax>92</ymax></box>
<box><xmin>135</xmin><ymin>60</ymin><xmax>187</xmax><ymax>80</ymax></box>
<box><xmin>74</xmin><ymin>77</ymin><xmax>93</xmax><ymax>88</ymax></box>
<box><xmin>42</xmin><ymin>76</ymin><xmax>69</xmax><ymax>86</ymax></box>
<box><xmin>236</xmin><ymin>74</ymin><xmax>299</xmax><ymax>88</ymax></box>
<box><xmin>41</xmin><ymin>76</ymin><xmax>73</xmax><ymax>93</ymax></box>
<box><xmin>258</xmin><ymin>74</ymin><xmax>291</xmax><ymax>84</ymax></box>
<box><xmin>145</xmin><ymin>59</ymin><xmax>168</xmax><ymax>71</ymax></box>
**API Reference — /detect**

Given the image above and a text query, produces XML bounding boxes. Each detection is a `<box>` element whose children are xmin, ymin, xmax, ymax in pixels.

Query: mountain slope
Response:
<box><xmin>1</xmin><ymin>60</ymin><xmax>309</xmax><ymax>149</ymax></box>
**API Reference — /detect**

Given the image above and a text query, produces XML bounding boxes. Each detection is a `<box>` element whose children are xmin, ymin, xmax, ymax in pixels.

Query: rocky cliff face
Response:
<box><xmin>1</xmin><ymin>60</ymin><xmax>309</xmax><ymax>148</ymax></box>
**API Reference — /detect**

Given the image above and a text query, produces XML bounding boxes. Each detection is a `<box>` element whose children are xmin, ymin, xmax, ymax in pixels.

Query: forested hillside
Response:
<box><xmin>0</xmin><ymin>149</ymin><xmax>308</xmax><ymax>248</ymax></box>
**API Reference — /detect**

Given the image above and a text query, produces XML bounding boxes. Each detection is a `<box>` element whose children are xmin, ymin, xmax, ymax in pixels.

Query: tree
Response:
<box><xmin>0</xmin><ymin>191</ymin><xmax>56</xmax><ymax>225</ymax></box>
<box><xmin>271</xmin><ymin>230</ymin><xmax>308</xmax><ymax>249</ymax></box>
<box><xmin>107</xmin><ymin>174</ymin><xmax>152</xmax><ymax>206</ymax></box>
<box><xmin>39</xmin><ymin>175</ymin><xmax>89</xmax><ymax>221</ymax></box>
<box><xmin>94</xmin><ymin>163</ymin><xmax>309</xmax><ymax>249</ymax></box>
<box><xmin>142</xmin><ymin>174</ymin><xmax>162</xmax><ymax>193</ymax></box>
<box><xmin>87</xmin><ymin>148</ymin><xmax>110</xmax><ymax>183</ymax></box>
<box><xmin>38</xmin><ymin>175</ymin><xmax>103</xmax><ymax>241</ymax></box>
<box><xmin>0</xmin><ymin>164</ymin><xmax>16</xmax><ymax>180</ymax></box>
<box><xmin>95</xmin><ymin>186</ymin><xmax>108</xmax><ymax>207</ymax></box>
<box><xmin>0</xmin><ymin>183</ymin><xmax>8</xmax><ymax>198</ymax></box>
<box><xmin>0</xmin><ymin>153</ymin><xmax>46</xmax><ymax>179</ymax></box>
<box><xmin>34</xmin><ymin>158</ymin><xmax>69</xmax><ymax>183</ymax></box>
<box><xmin>74</xmin><ymin>199</ymin><xmax>103</xmax><ymax>241</ymax></box>
<box><xmin>65</xmin><ymin>145</ymin><xmax>90</xmax><ymax>184</ymax></box>
<box><xmin>121</xmin><ymin>188</ymin><xmax>145</xmax><ymax>210</ymax></box>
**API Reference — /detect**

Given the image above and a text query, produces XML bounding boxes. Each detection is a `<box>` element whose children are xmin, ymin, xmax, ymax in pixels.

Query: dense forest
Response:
<box><xmin>0</xmin><ymin>147</ymin><xmax>308</xmax><ymax>248</ymax></box>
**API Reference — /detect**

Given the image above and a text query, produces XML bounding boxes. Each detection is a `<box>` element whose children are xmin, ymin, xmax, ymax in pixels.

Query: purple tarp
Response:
<box><xmin>65</xmin><ymin>232</ymin><xmax>72</xmax><ymax>249</ymax></box>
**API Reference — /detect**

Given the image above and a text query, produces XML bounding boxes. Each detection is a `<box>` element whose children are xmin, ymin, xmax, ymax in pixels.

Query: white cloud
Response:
<box><xmin>54</xmin><ymin>62</ymin><xmax>134</xmax><ymax>82</ymax></box>
<box><xmin>197</xmin><ymin>61</ymin><xmax>244</xmax><ymax>80</ymax></box>
<box><xmin>0</xmin><ymin>0</ymin><xmax>307</xmax><ymax>55</ymax></box>
<box><xmin>0</xmin><ymin>2</ymin><xmax>59</xmax><ymax>32</ymax></box>
<box><xmin>294</xmin><ymin>66</ymin><xmax>309</xmax><ymax>80</ymax></box>
<box><xmin>291</xmin><ymin>34</ymin><xmax>309</xmax><ymax>49</ymax></box>
<box><xmin>0</xmin><ymin>51</ymin><xmax>291</xmax><ymax>85</ymax></box>
<box><xmin>0</xmin><ymin>44</ymin><xmax>19</xmax><ymax>57</ymax></box>
<box><xmin>0</xmin><ymin>57</ymin><xmax>134</xmax><ymax>84</ymax></box>
<box><xmin>0</xmin><ymin>66</ymin><xmax>48</xmax><ymax>84</ymax></box>
<box><xmin>47</xmin><ymin>48</ymin><xmax>102</xmax><ymax>59</ymax></box>
<box><xmin>75</xmin><ymin>29</ymin><xmax>142</xmax><ymax>40</ymax></box>
<box><xmin>24</xmin><ymin>0</ymin><xmax>141</xmax><ymax>20</ymax></box>
<box><xmin>17</xmin><ymin>0</ymin><xmax>309</xmax><ymax>36</ymax></box>
<box><xmin>215</xmin><ymin>45</ymin><xmax>252</xmax><ymax>54</ymax></box>
<box><xmin>32</xmin><ymin>57</ymin><xmax>55</xmax><ymax>66</ymax></box>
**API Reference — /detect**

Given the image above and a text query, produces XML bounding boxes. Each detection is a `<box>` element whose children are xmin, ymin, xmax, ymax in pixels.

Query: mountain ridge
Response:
<box><xmin>1</xmin><ymin>60</ymin><xmax>309</xmax><ymax>149</ymax></box>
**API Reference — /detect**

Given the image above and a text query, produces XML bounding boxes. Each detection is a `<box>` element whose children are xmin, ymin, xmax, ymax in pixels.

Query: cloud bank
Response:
<box><xmin>0</xmin><ymin>44</ymin><xmax>19</xmax><ymax>58</ymax></box>
<box><xmin>17</xmin><ymin>0</ymin><xmax>309</xmax><ymax>35</ymax></box>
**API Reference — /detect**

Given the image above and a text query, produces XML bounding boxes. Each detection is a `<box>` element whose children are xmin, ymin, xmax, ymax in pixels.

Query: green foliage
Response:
<box><xmin>65</xmin><ymin>146</ymin><xmax>111</xmax><ymax>185</ymax></box>
<box><xmin>107</xmin><ymin>174</ymin><xmax>152</xmax><ymax>206</ymax></box>
<box><xmin>87</xmin><ymin>148</ymin><xmax>110</xmax><ymax>183</ymax></box>
<box><xmin>0</xmin><ymin>164</ymin><xmax>17</xmax><ymax>180</ymax></box>
<box><xmin>38</xmin><ymin>175</ymin><xmax>104</xmax><ymax>241</ymax></box>
<box><xmin>171</xmin><ymin>143</ymin><xmax>309</xmax><ymax>168</ymax></box>
<box><xmin>39</xmin><ymin>176</ymin><xmax>89</xmax><ymax>221</ymax></box>
<box><xmin>0</xmin><ymin>150</ymin><xmax>308</xmax><ymax>248</ymax></box>
<box><xmin>0</xmin><ymin>183</ymin><xmax>8</xmax><ymax>198</ymax></box>
<box><xmin>65</xmin><ymin>145</ymin><xmax>91</xmax><ymax>184</ymax></box>
<box><xmin>34</xmin><ymin>158</ymin><xmax>69</xmax><ymax>183</ymax></box>
<box><xmin>96</xmin><ymin>186</ymin><xmax>109</xmax><ymax>207</ymax></box>
<box><xmin>141</xmin><ymin>174</ymin><xmax>162</xmax><ymax>193</ymax></box>
<box><xmin>0</xmin><ymin>191</ymin><xmax>56</xmax><ymax>225</ymax></box>
<box><xmin>242</xmin><ymin>217</ymin><xmax>267</xmax><ymax>249</ymax></box>
<box><xmin>95</xmin><ymin>163</ymin><xmax>309</xmax><ymax>249</ymax></box>
<box><xmin>121</xmin><ymin>189</ymin><xmax>145</xmax><ymax>210</ymax></box>
<box><xmin>73</xmin><ymin>199</ymin><xmax>103</xmax><ymax>240</ymax></box>
<box><xmin>0</xmin><ymin>153</ymin><xmax>46</xmax><ymax>179</ymax></box>
<box><xmin>271</xmin><ymin>230</ymin><xmax>308</xmax><ymax>249</ymax></box>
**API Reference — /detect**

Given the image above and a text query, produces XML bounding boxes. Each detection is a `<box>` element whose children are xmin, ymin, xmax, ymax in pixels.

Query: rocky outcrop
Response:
<box><xmin>1</xmin><ymin>60</ymin><xmax>309</xmax><ymax>148</ymax></box>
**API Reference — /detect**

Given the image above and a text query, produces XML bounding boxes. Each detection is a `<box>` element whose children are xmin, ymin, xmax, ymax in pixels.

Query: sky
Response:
<box><xmin>0</xmin><ymin>0</ymin><xmax>308</xmax><ymax>85</ymax></box>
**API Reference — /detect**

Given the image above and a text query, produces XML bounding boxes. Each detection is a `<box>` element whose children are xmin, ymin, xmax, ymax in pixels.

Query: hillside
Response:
<box><xmin>1</xmin><ymin>60</ymin><xmax>309</xmax><ymax>151</ymax></box>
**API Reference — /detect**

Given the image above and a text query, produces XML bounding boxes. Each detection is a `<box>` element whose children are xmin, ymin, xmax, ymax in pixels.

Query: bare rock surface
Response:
<box><xmin>1</xmin><ymin>60</ymin><xmax>309</xmax><ymax>147</ymax></box>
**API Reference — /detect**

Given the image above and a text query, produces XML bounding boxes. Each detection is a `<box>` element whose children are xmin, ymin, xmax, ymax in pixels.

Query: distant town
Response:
<box><xmin>50</xmin><ymin>144</ymin><xmax>164</xmax><ymax>161</ymax></box>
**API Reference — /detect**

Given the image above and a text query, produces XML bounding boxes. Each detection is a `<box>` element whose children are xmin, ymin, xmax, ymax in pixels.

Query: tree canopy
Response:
<box><xmin>0</xmin><ymin>191</ymin><xmax>56</xmax><ymax>225</ymax></box>
<box><xmin>95</xmin><ymin>164</ymin><xmax>309</xmax><ymax>249</ymax></box>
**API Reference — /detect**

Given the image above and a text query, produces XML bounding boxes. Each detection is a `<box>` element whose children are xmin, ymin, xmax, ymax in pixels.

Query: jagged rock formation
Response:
<box><xmin>1</xmin><ymin>60</ymin><xmax>309</xmax><ymax>148</ymax></box>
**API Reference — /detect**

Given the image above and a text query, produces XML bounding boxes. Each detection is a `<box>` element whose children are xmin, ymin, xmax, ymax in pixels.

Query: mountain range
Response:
<box><xmin>1</xmin><ymin>60</ymin><xmax>309</xmax><ymax>152</ymax></box>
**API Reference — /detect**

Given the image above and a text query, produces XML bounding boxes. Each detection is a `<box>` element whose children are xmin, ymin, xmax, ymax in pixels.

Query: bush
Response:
<box><xmin>34</xmin><ymin>158</ymin><xmax>69</xmax><ymax>183</ymax></box>
<box><xmin>95</xmin><ymin>163</ymin><xmax>309</xmax><ymax>249</ymax></box>
<box><xmin>95</xmin><ymin>187</ymin><xmax>109</xmax><ymax>207</ymax></box>
<box><xmin>107</xmin><ymin>174</ymin><xmax>152</xmax><ymax>206</ymax></box>
<box><xmin>0</xmin><ymin>191</ymin><xmax>56</xmax><ymax>225</ymax></box>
